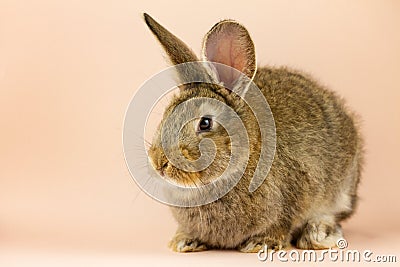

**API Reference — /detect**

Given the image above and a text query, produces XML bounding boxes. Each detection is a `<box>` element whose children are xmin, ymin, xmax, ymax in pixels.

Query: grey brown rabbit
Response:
<box><xmin>143</xmin><ymin>13</ymin><xmax>364</xmax><ymax>252</ymax></box>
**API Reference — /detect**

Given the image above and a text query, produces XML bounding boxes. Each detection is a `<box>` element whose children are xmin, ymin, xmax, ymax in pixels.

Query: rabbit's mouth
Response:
<box><xmin>159</xmin><ymin>162</ymin><xmax>211</xmax><ymax>188</ymax></box>
<box><xmin>147</xmin><ymin>145</ymin><xmax>224</xmax><ymax>187</ymax></box>
<box><xmin>158</xmin><ymin>161</ymin><xmax>168</xmax><ymax>177</ymax></box>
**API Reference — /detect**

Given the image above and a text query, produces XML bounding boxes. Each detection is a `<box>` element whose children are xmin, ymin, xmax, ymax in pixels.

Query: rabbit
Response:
<box><xmin>143</xmin><ymin>13</ymin><xmax>364</xmax><ymax>252</ymax></box>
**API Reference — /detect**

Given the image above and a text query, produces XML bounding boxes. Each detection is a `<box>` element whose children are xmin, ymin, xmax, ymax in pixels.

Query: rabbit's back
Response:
<box><xmin>255</xmin><ymin>66</ymin><xmax>362</xmax><ymax>220</ymax></box>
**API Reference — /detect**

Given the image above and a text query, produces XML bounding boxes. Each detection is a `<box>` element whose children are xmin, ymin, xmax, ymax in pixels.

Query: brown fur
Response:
<box><xmin>144</xmin><ymin>13</ymin><xmax>364</xmax><ymax>252</ymax></box>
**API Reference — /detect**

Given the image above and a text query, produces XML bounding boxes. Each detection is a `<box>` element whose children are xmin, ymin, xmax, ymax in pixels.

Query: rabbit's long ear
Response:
<box><xmin>202</xmin><ymin>20</ymin><xmax>256</xmax><ymax>96</ymax></box>
<box><xmin>144</xmin><ymin>13</ymin><xmax>212</xmax><ymax>84</ymax></box>
<box><xmin>144</xmin><ymin>13</ymin><xmax>199</xmax><ymax>65</ymax></box>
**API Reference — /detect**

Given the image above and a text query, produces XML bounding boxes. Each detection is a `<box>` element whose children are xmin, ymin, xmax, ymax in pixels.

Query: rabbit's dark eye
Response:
<box><xmin>198</xmin><ymin>117</ymin><xmax>213</xmax><ymax>132</ymax></box>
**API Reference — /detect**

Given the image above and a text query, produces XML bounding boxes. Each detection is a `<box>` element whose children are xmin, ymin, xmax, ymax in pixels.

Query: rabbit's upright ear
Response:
<box><xmin>144</xmin><ymin>13</ymin><xmax>199</xmax><ymax>65</ymax></box>
<box><xmin>202</xmin><ymin>20</ymin><xmax>256</xmax><ymax>96</ymax></box>
<box><xmin>144</xmin><ymin>13</ymin><xmax>212</xmax><ymax>84</ymax></box>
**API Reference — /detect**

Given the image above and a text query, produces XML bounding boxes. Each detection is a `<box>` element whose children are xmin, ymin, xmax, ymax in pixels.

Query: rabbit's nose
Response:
<box><xmin>148</xmin><ymin>147</ymin><xmax>169</xmax><ymax>177</ymax></box>
<box><xmin>158</xmin><ymin>161</ymin><xmax>169</xmax><ymax>177</ymax></box>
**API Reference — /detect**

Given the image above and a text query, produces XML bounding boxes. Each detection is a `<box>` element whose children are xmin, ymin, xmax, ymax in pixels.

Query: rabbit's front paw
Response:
<box><xmin>168</xmin><ymin>232</ymin><xmax>208</xmax><ymax>252</ymax></box>
<box><xmin>238</xmin><ymin>235</ymin><xmax>287</xmax><ymax>253</ymax></box>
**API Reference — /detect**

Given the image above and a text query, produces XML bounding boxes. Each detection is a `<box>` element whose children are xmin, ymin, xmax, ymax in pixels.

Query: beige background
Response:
<box><xmin>0</xmin><ymin>0</ymin><xmax>399</xmax><ymax>266</ymax></box>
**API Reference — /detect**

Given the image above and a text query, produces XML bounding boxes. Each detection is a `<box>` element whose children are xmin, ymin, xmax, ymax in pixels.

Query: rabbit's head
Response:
<box><xmin>144</xmin><ymin>14</ymin><xmax>264</xmax><ymax>196</ymax></box>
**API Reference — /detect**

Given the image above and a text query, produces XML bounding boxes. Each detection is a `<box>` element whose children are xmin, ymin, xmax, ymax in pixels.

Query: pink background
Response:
<box><xmin>0</xmin><ymin>0</ymin><xmax>399</xmax><ymax>266</ymax></box>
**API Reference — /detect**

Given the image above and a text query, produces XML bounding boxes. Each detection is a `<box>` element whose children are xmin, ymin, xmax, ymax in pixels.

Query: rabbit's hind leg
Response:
<box><xmin>295</xmin><ymin>215</ymin><xmax>343</xmax><ymax>250</ymax></box>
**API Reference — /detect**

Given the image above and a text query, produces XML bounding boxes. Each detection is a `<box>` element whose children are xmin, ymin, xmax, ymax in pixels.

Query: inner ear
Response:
<box><xmin>202</xmin><ymin>20</ymin><xmax>256</xmax><ymax>89</ymax></box>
